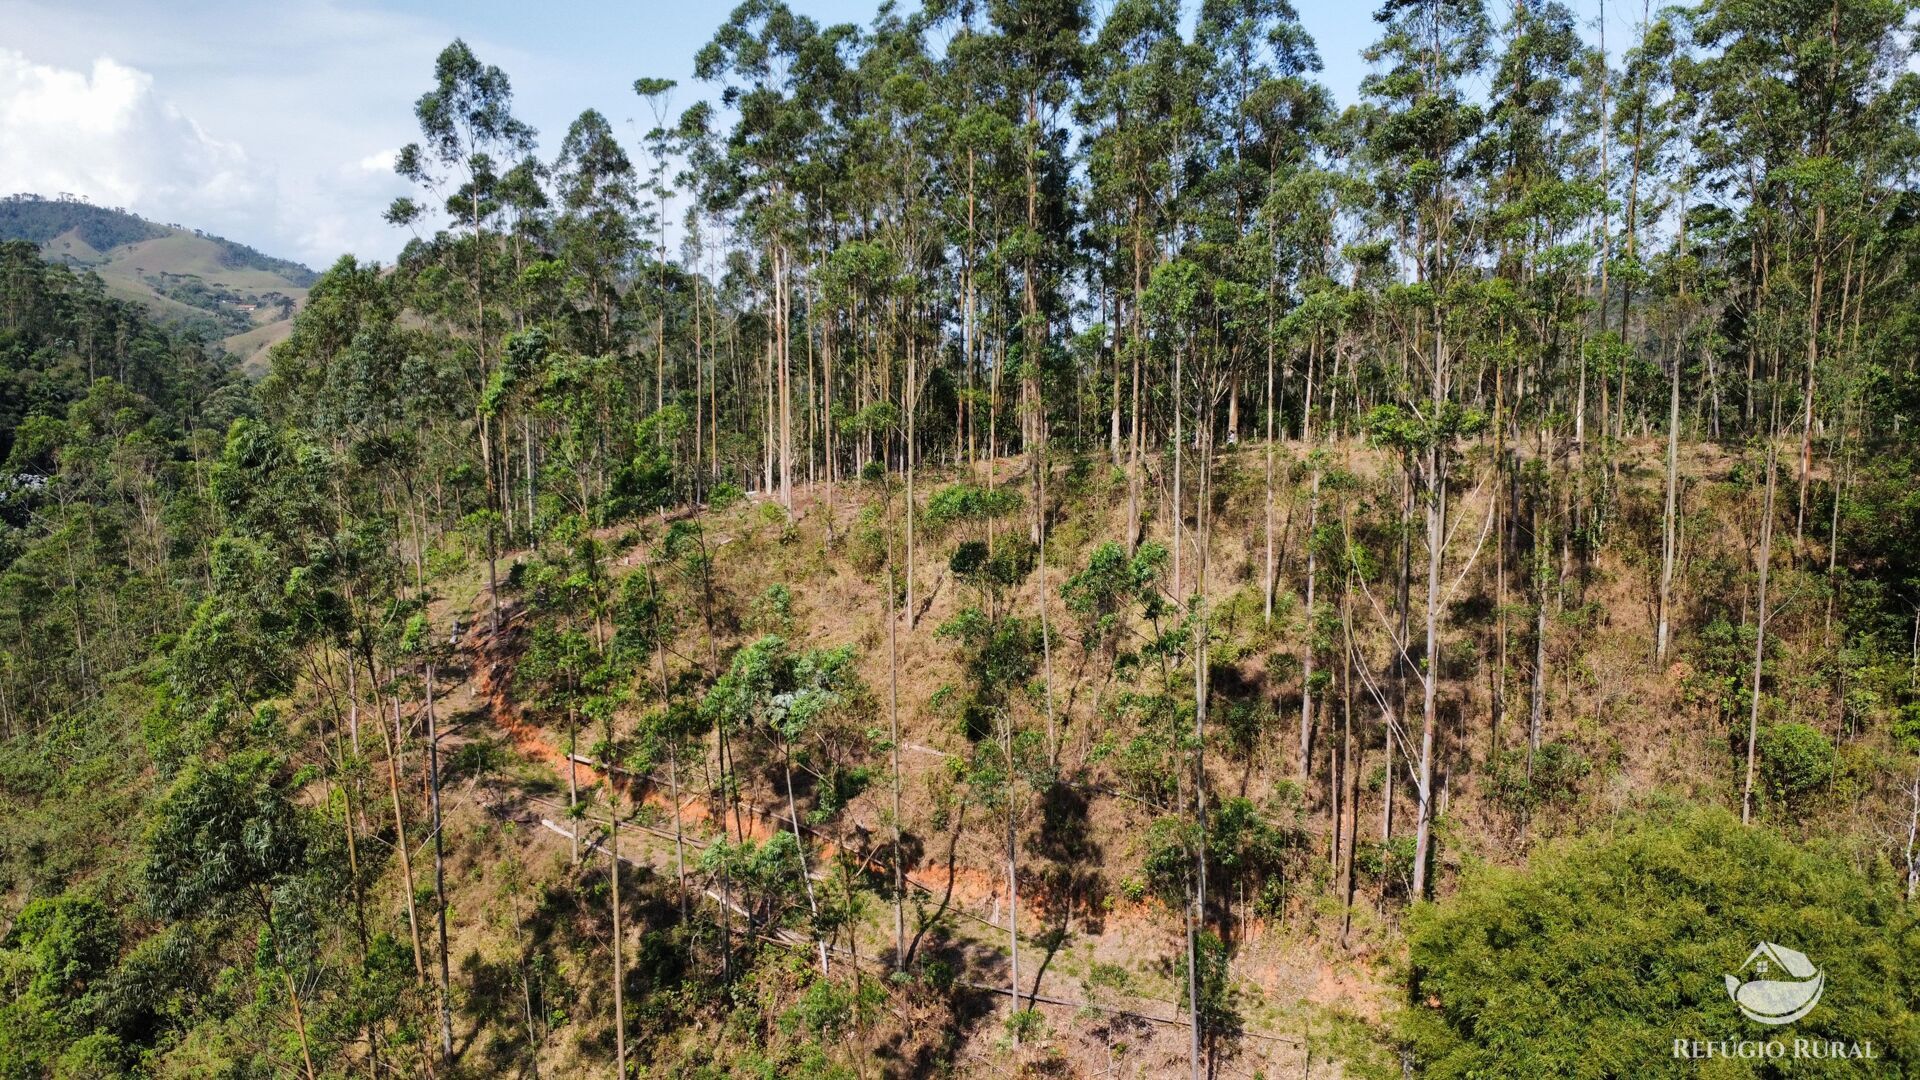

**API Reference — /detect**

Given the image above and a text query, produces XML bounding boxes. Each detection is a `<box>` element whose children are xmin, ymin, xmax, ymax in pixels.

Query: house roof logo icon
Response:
<box><xmin>1725</xmin><ymin>942</ymin><xmax>1825</xmax><ymax>1025</ymax></box>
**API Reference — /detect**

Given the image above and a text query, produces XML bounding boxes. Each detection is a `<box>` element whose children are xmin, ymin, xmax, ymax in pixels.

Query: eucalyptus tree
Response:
<box><xmin>144</xmin><ymin>754</ymin><xmax>333</xmax><ymax>1080</ymax></box>
<box><xmin>519</xmin><ymin>622</ymin><xmax>598</xmax><ymax>862</ymax></box>
<box><xmin>700</xmin><ymin>635</ymin><xmax>866</xmax><ymax>973</ymax></box>
<box><xmin>984</xmin><ymin>0</ymin><xmax>1086</xmax><ymax>461</ymax></box>
<box><xmin>1469</xmin><ymin>0</ymin><xmax>1595</xmax><ymax>782</ymax></box>
<box><xmin>858</xmin><ymin>7</ymin><xmax>947</xmax><ymax>624</ymax></box>
<box><xmin>697</xmin><ymin>1</ymin><xmax>859</xmax><ymax>508</ymax></box>
<box><xmin>1210</xmin><ymin>0</ymin><xmax>1335</xmax><ymax>627</ymax></box>
<box><xmin>553</xmin><ymin>109</ymin><xmax>640</xmax><ymax>358</ymax></box>
<box><xmin>387</xmin><ymin>40</ymin><xmax>536</xmax><ymax>629</ymax></box>
<box><xmin>1186</xmin><ymin>0</ymin><xmax>1332</xmax><ymax>790</ymax></box>
<box><xmin>636</xmin><ymin>77</ymin><xmax>680</xmax><ymax>417</ymax></box>
<box><xmin>1079</xmin><ymin>0</ymin><xmax>1185</xmax><ymax>550</ymax></box>
<box><xmin>1689</xmin><ymin>0</ymin><xmax>1918</xmax><ymax>544</ymax></box>
<box><xmin>396</xmin><ymin>611</ymin><xmax>455</xmax><ymax>1063</ymax></box>
<box><xmin>930</xmin><ymin>4</ymin><xmax>1021</xmax><ymax>476</ymax></box>
<box><xmin>1356</xmin><ymin>0</ymin><xmax>1492</xmax><ymax>900</ymax></box>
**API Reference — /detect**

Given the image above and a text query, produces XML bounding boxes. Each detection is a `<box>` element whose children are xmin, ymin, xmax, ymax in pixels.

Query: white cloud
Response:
<box><xmin>0</xmin><ymin>49</ymin><xmax>266</xmax><ymax>226</ymax></box>
<box><xmin>0</xmin><ymin>0</ymin><xmax>705</xmax><ymax>268</ymax></box>
<box><xmin>0</xmin><ymin>0</ymin><xmax>456</xmax><ymax>268</ymax></box>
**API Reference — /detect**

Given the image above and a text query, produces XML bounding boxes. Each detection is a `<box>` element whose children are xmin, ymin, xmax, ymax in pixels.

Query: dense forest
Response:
<box><xmin>5</xmin><ymin>0</ymin><xmax>1920</xmax><ymax>1076</ymax></box>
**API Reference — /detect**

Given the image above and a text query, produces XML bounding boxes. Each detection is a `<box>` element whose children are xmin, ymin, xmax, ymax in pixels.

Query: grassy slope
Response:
<box><xmin>7</xmin><ymin>205</ymin><xmax>312</xmax><ymax>366</ymax></box>
<box><xmin>376</xmin><ymin>436</ymin><xmax>1884</xmax><ymax>1078</ymax></box>
<box><xmin>28</xmin><ymin>438</ymin><xmax>1881</xmax><ymax>1077</ymax></box>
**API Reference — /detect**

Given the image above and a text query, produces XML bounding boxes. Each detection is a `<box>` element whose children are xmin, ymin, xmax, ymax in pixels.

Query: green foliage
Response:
<box><xmin>1685</xmin><ymin>616</ymin><xmax>1755</xmax><ymax>722</ymax></box>
<box><xmin>1893</xmin><ymin>704</ymin><xmax>1920</xmax><ymax>754</ymax></box>
<box><xmin>1354</xmin><ymin>835</ymin><xmax>1418</xmax><ymax>899</ymax></box>
<box><xmin>1062</xmin><ymin>541</ymin><xmax>1169</xmax><ymax>655</ymax></box>
<box><xmin>779</xmin><ymin>974</ymin><xmax>883</xmax><ymax>1040</ymax></box>
<box><xmin>0</xmin><ymin>195</ymin><xmax>168</xmax><ymax>251</ymax></box>
<box><xmin>0</xmin><ymin>894</ymin><xmax>123</xmax><ymax>1075</ymax></box>
<box><xmin>701</xmin><ymin>636</ymin><xmax>861</xmax><ymax>743</ymax></box>
<box><xmin>1401</xmin><ymin>807</ymin><xmax>1920</xmax><ymax>1076</ymax></box>
<box><xmin>1491</xmin><ymin>741</ymin><xmax>1593</xmax><ymax>812</ymax></box>
<box><xmin>141</xmin><ymin>753</ymin><xmax>321</xmax><ymax>926</ymax></box>
<box><xmin>937</xmin><ymin>608</ymin><xmax>1040</xmax><ymax>741</ymax></box>
<box><xmin>947</xmin><ymin>538</ymin><xmax>1035</xmax><ymax>596</ymax></box>
<box><xmin>1141</xmin><ymin>797</ymin><xmax>1307</xmax><ymax>914</ymax></box>
<box><xmin>752</xmin><ymin>583</ymin><xmax>794</xmax><ymax>633</ymax></box>
<box><xmin>697</xmin><ymin>832</ymin><xmax>810</xmax><ymax>932</ymax></box>
<box><xmin>13</xmin><ymin>0</ymin><xmax>1920</xmax><ymax>1072</ymax></box>
<box><xmin>709</xmin><ymin>481</ymin><xmax>745</xmax><ymax>510</ymax></box>
<box><xmin>1757</xmin><ymin>722</ymin><xmax>1836</xmax><ymax>806</ymax></box>
<box><xmin>922</xmin><ymin>482</ymin><xmax>1022</xmax><ymax>533</ymax></box>
<box><xmin>1175</xmin><ymin>929</ymin><xmax>1237</xmax><ymax>1034</ymax></box>
<box><xmin>1001</xmin><ymin>1006</ymin><xmax>1046</xmax><ymax>1044</ymax></box>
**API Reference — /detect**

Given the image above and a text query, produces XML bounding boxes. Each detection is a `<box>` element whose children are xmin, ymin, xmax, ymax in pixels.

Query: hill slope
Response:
<box><xmin>0</xmin><ymin>194</ymin><xmax>315</xmax><ymax>366</ymax></box>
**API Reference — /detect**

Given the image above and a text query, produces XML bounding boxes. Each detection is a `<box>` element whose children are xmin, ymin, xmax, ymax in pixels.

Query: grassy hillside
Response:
<box><xmin>0</xmin><ymin>193</ymin><xmax>314</xmax><ymax>366</ymax></box>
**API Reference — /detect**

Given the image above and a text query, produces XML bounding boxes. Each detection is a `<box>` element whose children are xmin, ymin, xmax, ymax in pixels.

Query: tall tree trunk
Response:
<box><xmin>778</xmin><ymin>245</ymin><xmax>794</xmax><ymax>510</ymax></box>
<box><xmin>263</xmin><ymin>905</ymin><xmax>319</xmax><ymax>1080</ymax></box>
<box><xmin>379</xmin><ymin>682</ymin><xmax>426</xmax><ymax>983</ymax></box>
<box><xmin>425</xmin><ymin>662</ymin><xmax>454</xmax><ymax>1065</ymax></box>
<box><xmin>567</xmin><ymin>706</ymin><xmax>580</xmax><ymax>865</ymax></box>
<box><xmin>1173</xmin><ymin>343</ymin><xmax>1184</xmax><ymax>596</ymax></box>
<box><xmin>1796</xmin><ymin>200</ymin><xmax>1828</xmax><ymax>552</ymax></box>
<box><xmin>1004</xmin><ymin>710</ymin><xmax>1023</xmax><ymax>1038</ymax></box>
<box><xmin>1263</xmin><ymin>296</ymin><xmax>1277</xmax><ymax>623</ymax></box>
<box><xmin>606</xmin><ymin>763</ymin><xmax>627</xmax><ymax>1076</ymax></box>
<box><xmin>782</xmin><ymin>745</ymin><xmax>830</xmax><ymax>975</ymax></box>
<box><xmin>1742</xmin><ymin>438</ymin><xmax>1780</xmax><ymax>825</ymax></box>
<box><xmin>883</xmin><ymin>469</ymin><xmax>906</xmax><ymax>967</ymax></box>
<box><xmin>1657</xmin><ymin>334</ymin><xmax>1682</xmax><ymax>665</ymax></box>
<box><xmin>906</xmin><ymin>330</ymin><xmax>918</xmax><ymax>627</ymax></box>
<box><xmin>1412</xmin><ymin>302</ymin><xmax>1449</xmax><ymax>898</ymax></box>
<box><xmin>1905</xmin><ymin>775</ymin><xmax>1919</xmax><ymax>902</ymax></box>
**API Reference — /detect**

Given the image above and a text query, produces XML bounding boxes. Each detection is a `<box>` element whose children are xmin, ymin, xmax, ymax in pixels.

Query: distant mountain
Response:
<box><xmin>0</xmin><ymin>194</ymin><xmax>318</xmax><ymax>367</ymax></box>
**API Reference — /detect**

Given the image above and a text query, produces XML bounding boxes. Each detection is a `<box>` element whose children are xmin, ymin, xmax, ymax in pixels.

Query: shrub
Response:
<box><xmin>1491</xmin><ymin>741</ymin><xmax>1592</xmax><ymax>812</ymax></box>
<box><xmin>1894</xmin><ymin>703</ymin><xmax>1920</xmax><ymax>753</ymax></box>
<box><xmin>708</xmin><ymin>481</ymin><xmax>744</xmax><ymax>510</ymax></box>
<box><xmin>752</xmin><ymin>583</ymin><xmax>795</xmax><ymax>633</ymax></box>
<box><xmin>1354</xmin><ymin>834</ymin><xmax>1417</xmax><ymax>898</ymax></box>
<box><xmin>1757</xmin><ymin>722</ymin><xmax>1835</xmax><ymax>805</ymax></box>
<box><xmin>1400</xmin><ymin>805</ymin><xmax>1920</xmax><ymax>1077</ymax></box>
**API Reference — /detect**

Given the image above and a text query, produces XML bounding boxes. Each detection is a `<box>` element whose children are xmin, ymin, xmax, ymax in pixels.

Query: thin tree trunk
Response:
<box><xmin>1005</xmin><ymin>710</ymin><xmax>1023</xmax><ymax>1037</ymax></box>
<box><xmin>782</xmin><ymin>746</ymin><xmax>830</xmax><ymax>975</ymax></box>
<box><xmin>426</xmin><ymin>662</ymin><xmax>454</xmax><ymax>1065</ymax></box>
<box><xmin>607</xmin><ymin>761</ymin><xmax>627</xmax><ymax>1077</ymax></box>
<box><xmin>1742</xmin><ymin>439</ymin><xmax>1780</xmax><ymax>825</ymax></box>
<box><xmin>1263</xmin><ymin>312</ymin><xmax>1277</xmax><ymax>623</ymax></box>
<box><xmin>1657</xmin><ymin>334</ymin><xmax>1682</xmax><ymax>665</ymax></box>
<box><xmin>380</xmin><ymin>685</ymin><xmax>426</xmax><ymax>983</ymax></box>
<box><xmin>1905</xmin><ymin>774</ymin><xmax>1919</xmax><ymax>902</ymax></box>
<box><xmin>883</xmin><ymin>470</ymin><xmax>906</xmax><ymax>967</ymax></box>
<box><xmin>906</xmin><ymin>325</ymin><xmax>918</xmax><ymax>626</ymax></box>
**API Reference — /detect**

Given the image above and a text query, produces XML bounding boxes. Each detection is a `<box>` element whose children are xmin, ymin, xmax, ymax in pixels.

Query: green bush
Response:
<box><xmin>1491</xmin><ymin>741</ymin><xmax>1592</xmax><ymax>811</ymax></box>
<box><xmin>1889</xmin><ymin>703</ymin><xmax>1920</xmax><ymax>753</ymax></box>
<box><xmin>1355</xmin><ymin>834</ymin><xmax>1417</xmax><ymax>899</ymax></box>
<box><xmin>1757</xmin><ymin>722</ymin><xmax>1836</xmax><ymax>805</ymax></box>
<box><xmin>1401</xmin><ymin>805</ymin><xmax>1920</xmax><ymax>1077</ymax></box>
<box><xmin>708</xmin><ymin>481</ymin><xmax>745</xmax><ymax>510</ymax></box>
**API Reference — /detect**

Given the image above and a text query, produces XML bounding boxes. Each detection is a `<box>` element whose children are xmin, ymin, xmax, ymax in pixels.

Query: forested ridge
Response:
<box><xmin>5</xmin><ymin>0</ymin><xmax>1920</xmax><ymax>1076</ymax></box>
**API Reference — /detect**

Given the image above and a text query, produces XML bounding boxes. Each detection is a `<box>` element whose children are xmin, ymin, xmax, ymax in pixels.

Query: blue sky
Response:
<box><xmin>0</xmin><ymin>1</ymin><xmax>1624</xmax><ymax>269</ymax></box>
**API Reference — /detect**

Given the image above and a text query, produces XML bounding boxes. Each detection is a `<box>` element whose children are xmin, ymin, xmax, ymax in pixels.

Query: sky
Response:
<box><xmin>0</xmin><ymin>0</ymin><xmax>1620</xmax><ymax>271</ymax></box>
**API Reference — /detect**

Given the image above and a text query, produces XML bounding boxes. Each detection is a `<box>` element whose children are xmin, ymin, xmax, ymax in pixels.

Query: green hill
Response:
<box><xmin>0</xmin><ymin>194</ymin><xmax>315</xmax><ymax>367</ymax></box>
